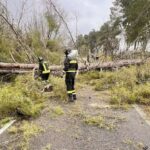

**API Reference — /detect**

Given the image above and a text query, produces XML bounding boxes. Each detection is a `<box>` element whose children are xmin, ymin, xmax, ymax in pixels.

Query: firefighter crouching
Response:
<box><xmin>64</xmin><ymin>49</ymin><xmax>78</xmax><ymax>102</ymax></box>
<box><xmin>38</xmin><ymin>57</ymin><xmax>50</xmax><ymax>81</ymax></box>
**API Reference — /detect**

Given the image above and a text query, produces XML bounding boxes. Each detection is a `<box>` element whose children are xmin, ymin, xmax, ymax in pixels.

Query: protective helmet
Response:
<box><xmin>64</xmin><ymin>49</ymin><xmax>71</xmax><ymax>56</ymax></box>
<box><xmin>38</xmin><ymin>57</ymin><xmax>43</xmax><ymax>62</ymax></box>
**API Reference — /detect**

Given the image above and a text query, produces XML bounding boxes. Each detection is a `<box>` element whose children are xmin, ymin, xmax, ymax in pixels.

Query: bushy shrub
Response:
<box><xmin>136</xmin><ymin>62</ymin><xmax>150</xmax><ymax>82</ymax></box>
<box><xmin>49</xmin><ymin>76</ymin><xmax>67</xmax><ymax>101</ymax></box>
<box><xmin>47</xmin><ymin>51</ymin><xmax>62</xmax><ymax>65</ymax></box>
<box><xmin>95</xmin><ymin>72</ymin><xmax>116</xmax><ymax>91</ymax></box>
<box><xmin>116</xmin><ymin>67</ymin><xmax>137</xmax><ymax>89</ymax></box>
<box><xmin>95</xmin><ymin>67</ymin><xmax>137</xmax><ymax>91</ymax></box>
<box><xmin>134</xmin><ymin>83</ymin><xmax>150</xmax><ymax>105</ymax></box>
<box><xmin>34</xmin><ymin>49</ymin><xmax>63</xmax><ymax>65</ymax></box>
<box><xmin>78</xmin><ymin>71</ymin><xmax>100</xmax><ymax>83</ymax></box>
<box><xmin>111</xmin><ymin>82</ymin><xmax>150</xmax><ymax>105</ymax></box>
<box><xmin>0</xmin><ymin>74</ymin><xmax>47</xmax><ymax>119</ymax></box>
<box><xmin>110</xmin><ymin>85</ymin><xmax>136</xmax><ymax>105</ymax></box>
<box><xmin>80</xmin><ymin>63</ymin><xmax>150</xmax><ymax>106</ymax></box>
<box><xmin>46</xmin><ymin>40</ymin><xmax>60</xmax><ymax>52</ymax></box>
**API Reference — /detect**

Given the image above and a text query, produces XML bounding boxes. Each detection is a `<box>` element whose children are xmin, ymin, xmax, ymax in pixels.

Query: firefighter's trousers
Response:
<box><xmin>65</xmin><ymin>72</ymin><xmax>76</xmax><ymax>98</ymax></box>
<box><xmin>41</xmin><ymin>73</ymin><xmax>50</xmax><ymax>81</ymax></box>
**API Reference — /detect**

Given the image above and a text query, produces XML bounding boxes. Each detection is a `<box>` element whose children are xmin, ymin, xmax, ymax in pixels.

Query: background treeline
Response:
<box><xmin>0</xmin><ymin>0</ymin><xmax>150</xmax><ymax>64</ymax></box>
<box><xmin>76</xmin><ymin>0</ymin><xmax>150</xmax><ymax>60</ymax></box>
<box><xmin>0</xmin><ymin>0</ymin><xmax>72</xmax><ymax>64</ymax></box>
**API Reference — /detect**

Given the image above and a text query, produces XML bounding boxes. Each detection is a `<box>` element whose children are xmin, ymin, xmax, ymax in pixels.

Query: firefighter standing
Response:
<box><xmin>38</xmin><ymin>57</ymin><xmax>50</xmax><ymax>81</ymax></box>
<box><xmin>64</xmin><ymin>49</ymin><xmax>78</xmax><ymax>102</ymax></box>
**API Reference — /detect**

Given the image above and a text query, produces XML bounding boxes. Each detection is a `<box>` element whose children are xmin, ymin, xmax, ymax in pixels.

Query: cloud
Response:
<box><xmin>6</xmin><ymin>0</ymin><xmax>113</xmax><ymax>35</ymax></box>
<box><xmin>58</xmin><ymin>0</ymin><xmax>113</xmax><ymax>35</ymax></box>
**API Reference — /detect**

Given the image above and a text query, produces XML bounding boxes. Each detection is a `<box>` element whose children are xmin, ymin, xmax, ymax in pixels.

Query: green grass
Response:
<box><xmin>84</xmin><ymin>115</ymin><xmax>117</xmax><ymax>130</ymax></box>
<box><xmin>0</xmin><ymin>74</ymin><xmax>47</xmax><ymax>119</ymax></box>
<box><xmin>50</xmin><ymin>106</ymin><xmax>64</xmax><ymax>117</ymax></box>
<box><xmin>42</xmin><ymin>144</ymin><xmax>51</xmax><ymax>150</ymax></box>
<box><xmin>79</xmin><ymin>62</ymin><xmax>150</xmax><ymax>106</ymax></box>
<box><xmin>0</xmin><ymin>74</ymin><xmax>68</xmax><ymax>119</ymax></box>
<box><xmin>77</xmin><ymin>71</ymin><xmax>100</xmax><ymax>83</ymax></box>
<box><xmin>49</xmin><ymin>76</ymin><xmax>67</xmax><ymax>101</ymax></box>
<box><xmin>84</xmin><ymin>115</ymin><xmax>105</xmax><ymax>128</ymax></box>
<box><xmin>0</xmin><ymin>117</ymin><xmax>12</xmax><ymax>128</ymax></box>
<box><xmin>9</xmin><ymin>121</ymin><xmax>43</xmax><ymax>150</ymax></box>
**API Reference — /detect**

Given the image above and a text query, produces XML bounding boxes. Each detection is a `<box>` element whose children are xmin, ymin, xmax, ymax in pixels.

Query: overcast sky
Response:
<box><xmin>58</xmin><ymin>0</ymin><xmax>113</xmax><ymax>35</ymax></box>
<box><xmin>6</xmin><ymin>0</ymin><xmax>113</xmax><ymax>35</ymax></box>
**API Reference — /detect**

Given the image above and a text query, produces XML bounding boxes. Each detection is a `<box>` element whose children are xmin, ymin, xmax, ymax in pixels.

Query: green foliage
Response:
<box><xmin>42</xmin><ymin>144</ymin><xmax>51</xmax><ymax>150</ymax></box>
<box><xmin>45</xmin><ymin>13</ymin><xmax>58</xmax><ymax>34</ymax></box>
<box><xmin>136</xmin><ymin>62</ymin><xmax>150</xmax><ymax>82</ymax></box>
<box><xmin>134</xmin><ymin>83</ymin><xmax>150</xmax><ymax>105</ymax></box>
<box><xmin>116</xmin><ymin>67</ymin><xmax>137</xmax><ymax>89</ymax></box>
<box><xmin>111</xmin><ymin>83</ymin><xmax>150</xmax><ymax>105</ymax></box>
<box><xmin>111</xmin><ymin>85</ymin><xmax>136</xmax><ymax>105</ymax></box>
<box><xmin>50</xmin><ymin>76</ymin><xmax>67</xmax><ymax>101</ymax></box>
<box><xmin>47</xmin><ymin>51</ymin><xmax>62</xmax><ymax>65</ymax></box>
<box><xmin>29</xmin><ymin>30</ymin><xmax>43</xmax><ymax>49</ymax></box>
<box><xmin>110</xmin><ymin>64</ymin><xmax>150</xmax><ymax>105</ymax></box>
<box><xmin>9</xmin><ymin>121</ymin><xmax>43</xmax><ymax>150</ymax></box>
<box><xmin>118</xmin><ymin>0</ymin><xmax>150</xmax><ymax>44</ymax></box>
<box><xmin>79</xmin><ymin>63</ymin><xmax>150</xmax><ymax>106</ymax></box>
<box><xmin>78</xmin><ymin>71</ymin><xmax>100</xmax><ymax>83</ymax></box>
<box><xmin>0</xmin><ymin>117</ymin><xmax>12</xmax><ymax>128</ymax></box>
<box><xmin>84</xmin><ymin>115</ymin><xmax>118</xmax><ymax>130</ymax></box>
<box><xmin>33</xmin><ymin>48</ymin><xmax>62</xmax><ymax>65</ymax></box>
<box><xmin>52</xmin><ymin>106</ymin><xmax>64</xmax><ymax>115</ymax></box>
<box><xmin>76</xmin><ymin>14</ymin><xmax>120</xmax><ymax>58</ymax></box>
<box><xmin>95</xmin><ymin>72</ymin><xmax>116</xmax><ymax>91</ymax></box>
<box><xmin>20</xmin><ymin>121</ymin><xmax>43</xmax><ymax>140</ymax></box>
<box><xmin>0</xmin><ymin>74</ymin><xmax>47</xmax><ymax>119</ymax></box>
<box><xmin>81</xmin><ymin>66</ymin><xmax>139</xmax><ymax>91</ymax></box>
<box><xmin>84</xmin><ymin>115</ymin><xmax>104</xmax><ymax>128</ymax></box>
<box><xmin>50</xmin><ymin>106</ymin><xmax>64</xmax><ymax>118</ymax></box>
<box><xmin>46</xmin><ymin>40</ymin><xmax>60</xmax><ymax>52</ymax></box>
<box><xmin>0</xmin><ymin>3</ymin><xmax>63</xmax><ymax>63</ymax></box>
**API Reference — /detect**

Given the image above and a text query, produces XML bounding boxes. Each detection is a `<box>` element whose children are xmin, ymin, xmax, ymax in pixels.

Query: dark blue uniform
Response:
<box><xmin>64</xmin><ymin>57</ymin><xmax>78</xmax><ymax>102</ymax></box>
<box><xmin>39</xmin><ymin>61</ymin><xmax>50</xmax><ymax>81</ymax></box>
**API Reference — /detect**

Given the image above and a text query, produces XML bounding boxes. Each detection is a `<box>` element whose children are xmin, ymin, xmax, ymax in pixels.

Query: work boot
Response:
<box><xmin>68</xmin><ymin>94</ymin><xmax>74</xmax><ymax>102</ymax></box>
<box><xmin>73</xmin><ymin>94</ymin><xmax>77</xmax><ymax>100</ymax></box>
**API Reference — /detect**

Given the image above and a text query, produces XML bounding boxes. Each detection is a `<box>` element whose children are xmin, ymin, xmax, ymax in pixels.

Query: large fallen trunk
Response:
<box><xmin>0</xmin><ymin>59</ymin><xmax>143</xmax><ymax>75</ymax></box>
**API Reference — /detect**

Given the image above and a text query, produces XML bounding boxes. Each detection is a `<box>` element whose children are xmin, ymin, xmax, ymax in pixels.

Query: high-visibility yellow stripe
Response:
<box><xmin>70</xmin><ymin>60</ymin><xmax>77</xmax><ymax>64</ymax></box>
<box><xmin>43</xmin><ymin>63</ymin><xmax>47</xmax><ymax>71</ymax></box>
<box><xmin>67</xmin><ymin>90</ymin><xmax>74</xmax><ymax>94</ymax></box>
<box><xmin>42</xmin><ymin>70</ymin><xmax>50</xmax><ymax>74</ymax></box>
<box><xmin>67</xmin><ymin>70</ymin><xmax>77</xmax><ymax>72</ymax></box>
<box><xmin>42</xmin><ymin>62</ymin><xmax>50</xmax><ymax>74</ymax></box>
<box><xmin>72</xmin><ymin>90</ymin><xmax>76</xmax><ymax>94</ymax></box>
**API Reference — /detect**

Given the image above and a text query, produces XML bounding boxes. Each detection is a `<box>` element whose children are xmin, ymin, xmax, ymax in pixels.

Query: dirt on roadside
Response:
<box><xmin>0</xmin><ymin>85</ymin><xmax>150</xmax><ymax>150</ymax></box>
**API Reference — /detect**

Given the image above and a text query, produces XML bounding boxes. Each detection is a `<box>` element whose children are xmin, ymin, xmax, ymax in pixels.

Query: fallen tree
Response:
<box><xmin>0</xmin><ymin>59</ymin><xmax>143</xmax><ymax>75</ymax></box>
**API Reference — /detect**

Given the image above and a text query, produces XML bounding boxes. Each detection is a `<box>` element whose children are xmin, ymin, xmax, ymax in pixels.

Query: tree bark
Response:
<box><xmin>0</xmin><ymin>59</ymin><xmax>143</xmax><ymax>75</ymax></box>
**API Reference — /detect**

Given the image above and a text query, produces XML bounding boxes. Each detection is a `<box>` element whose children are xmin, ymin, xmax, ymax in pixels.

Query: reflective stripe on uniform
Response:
<box><xmin>70</xmin><ymin>60</ymin><xmax>77</xmax><ymax>64</ymax></box>
<box><xmin>72</xmin><ymin>90</ymin><xmax>76</xmax><ymax>95</ymax></box>
<box><xmin>42</xmin><ymin>62</ymin><xmax>50</xmax><ymax>74</ymax></box>
<box><xmin>67</xmin><ymin>90</ymin><xmax>75</xmax><ymax>94</ymax></box>
<box><xmin>72</xmin><ymin>90</ymin><xmax>76</xmax><ymax>94</ymax></box>
<box><xmin>67</xmin><ymin>70</ymin><xmax>77</xmax><ymax>73</ymax></box>
<box><xmin>43</xmin><ymin>70</ymin><xmax>50</xmax><ymax>74</ymax></box>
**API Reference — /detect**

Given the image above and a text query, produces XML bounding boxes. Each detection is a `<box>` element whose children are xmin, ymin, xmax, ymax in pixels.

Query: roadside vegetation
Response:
<box><xmin>8</xmin><ymin>121</ymin><xmax>43</xmax><ymax>150</ymax></box>
<box><xmin>0</xmin><ymin>74</ymin><xmax>67</xmax><ymax>120</ymax></box>
<box><xmin>78</xmin><ymin>62</ymin><xmax>150</xmax><ymax>107</ymax></box>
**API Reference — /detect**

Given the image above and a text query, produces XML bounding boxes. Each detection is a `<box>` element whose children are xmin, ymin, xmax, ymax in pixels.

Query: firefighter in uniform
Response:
<box><xmin>63</xmin><ymin>49</ymin><xmax>78</xmax><ymax>102</ymax></box>
<box><xmin>38</xmin><ymin>57</ymin><xmax>50</xmax><ymax>81</ymax></box>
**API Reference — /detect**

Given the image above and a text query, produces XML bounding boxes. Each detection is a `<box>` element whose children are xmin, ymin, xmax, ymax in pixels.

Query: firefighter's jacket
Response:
<box><xmin>39</xmin><ymin>61</ymin><xmax>50</xmax><ymax>75</ymax></box>
<box><xmin>63</xmin><ymin>57</ymin><xmax>78</xmax><ymax>73</ymax></box>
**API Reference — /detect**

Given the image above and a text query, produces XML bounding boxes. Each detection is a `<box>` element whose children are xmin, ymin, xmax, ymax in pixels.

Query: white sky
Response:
<box><xmin>6</xmin><ymin>0</ymin><xmax>113</xmax><ymax>35</ymax></box>
<box><xmin>58</xmin><ymin>0</ymin><xmax>113</xmax><ymax>35</ymax></box>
